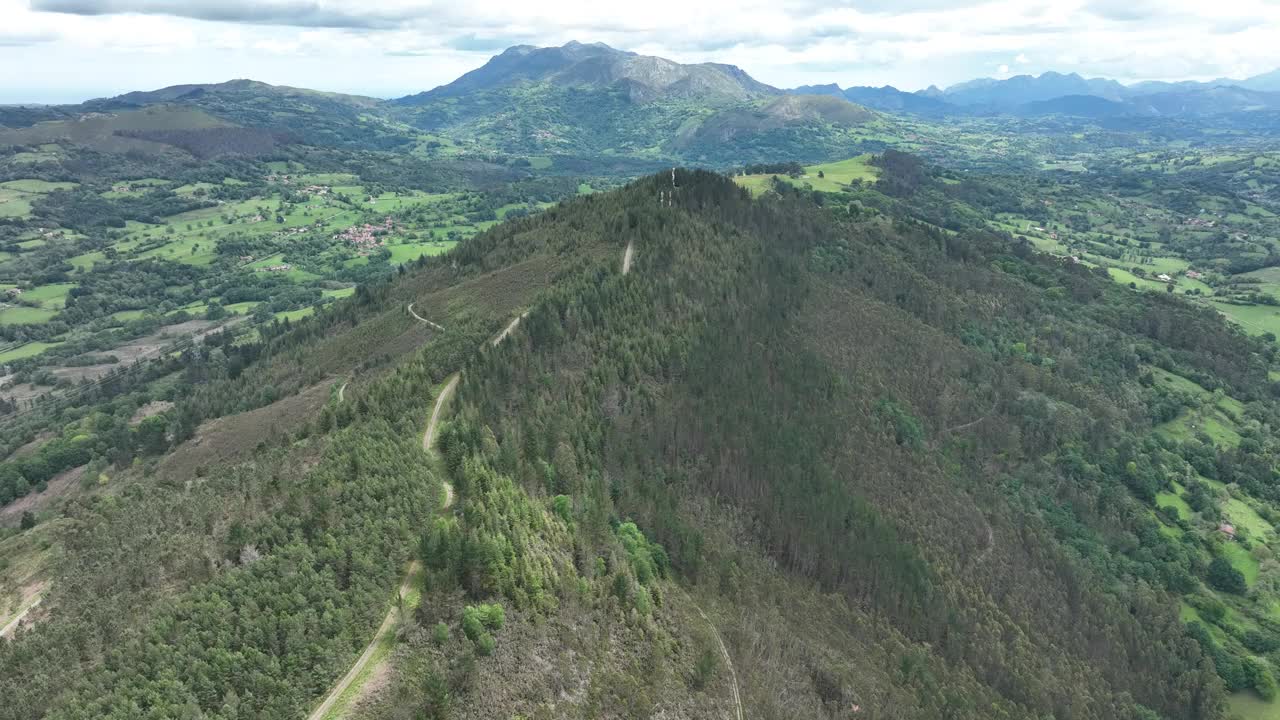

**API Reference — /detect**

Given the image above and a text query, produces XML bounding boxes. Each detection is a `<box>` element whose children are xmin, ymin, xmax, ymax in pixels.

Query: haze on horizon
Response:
<box><xmin>1</xmin><ymin>0</ymin><xmax>1279</xmax><ymax>104</ymax></box>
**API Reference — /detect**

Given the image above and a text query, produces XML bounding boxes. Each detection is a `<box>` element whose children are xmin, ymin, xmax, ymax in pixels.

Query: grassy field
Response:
<box><xmin>1222</xmin><ymin>541</ymin><xmax>1260</xmax><ymax>586</ymax></box>
<box><xmin>23</xmin><ymin>283</ymin><xmax>77</xmax><ymax>309</ymax></box>
<box><xmin>1156</xmin><ymin>483</ymin><xmax>1193</xmax><ymax>520</ymax></box>
<box><xmin>735</xmin><ymin>154</ymin><xmax>881</xmax><ymax>196</ymax></box>
<box><xmin>0</xmin><ymin>341</ymin><xmax>61</xmax><ymax>362</ymax></box>
<box><xmin>388</xmin><ymin>241</ymin><xmax>456</xmax><ymax>264</ymax></box>
<box><xmin>274</xmin><ymin>307</ymin><xmax>315</xmax><ymax>322</ymax></box>
<box><xmin>0</xmin><ymin>306</ymin><xmax>57</xmax><ymax>325</ymax></box>
<box><xmin>1213</xmin><ymin>301</ymin><xmax>1280</xmax><ymax>338</ymax></box>
<box><xmin>0</xmin><ymin>179</ymin><xmax>79</xmax><ymax>218</ymax></box>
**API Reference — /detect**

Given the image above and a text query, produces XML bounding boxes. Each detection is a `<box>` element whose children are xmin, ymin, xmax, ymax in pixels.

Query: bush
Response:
<box><xmin>461</xmin><ymin>603</ymin><xmax>504</xmax><ymax>651</ymax></box>
<box><xmin>690</xmin><ymin>647</ymin><xmax>717</xmax><ymax>690</ymax></box>
<box><xmin>1208</xmin><ymin>556</ymin><xmax>1247</xmax><ymax>595</ymax></box>
<box><xmin>432</xmin><ymin>622</ymin><xmax>450</xmax><ymax>645</ymax></box>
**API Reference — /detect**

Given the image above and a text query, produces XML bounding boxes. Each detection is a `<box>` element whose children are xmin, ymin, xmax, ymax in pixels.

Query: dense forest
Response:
<box><xmin>11</xmin><ymin>162</ymin><xmax>1277</xmax><ymax>718</ymax></box>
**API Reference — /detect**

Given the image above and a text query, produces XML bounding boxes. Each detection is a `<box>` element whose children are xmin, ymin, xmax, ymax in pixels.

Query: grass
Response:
<box><xmin>1229</xmin><ymin>691</ymin><xmax>1280</xmax><ymax>720</ymax></box>
<box><xmin>68</xmin><ymin>251</ymin><xmax>105</xmax><ymax>271</ymax></box>
<box><xmin>1156</xmin><ymin>485</ymin><xmax>1193</xmax><ymax>520</ymax></box>
<box><xmin>23</xmin><ymin>283</ymin><xmax>77</xmax><ymax>308</ymax></box>
<box><xmin>0</xmin><ymin>179</ymin><xmax>79</xmax><ymax>218</ymax></box>
<box><xmin>387</xmin><ymin>241</ymin><xmax>456</xmax><ymax>264</ymax></box>
<box><xmin>1222</xmin><ymin>541</ymin><xmax>1260</xmax><ymax>586</ymax></box>
<box><xmin>1223</xmin><ymin>496</ymin><xmax>1273</xmax><ymax>539</ymax></box>
<box><xmin>0</xmin><ymin>179</ymin><xmax>77</xmax><ymax>193</ymax></box>
<box><xmin>109</xmin><ymin>309</ymin><xmax>148</xmax><ymax>323</ymax></box>
<box><xmin>224</xmin><ymin>301</ymin><xmax>261</xmax><ymax>315</ymax></box>
<box><xmin>0</xmin><ymin>306</ymin><xmax>57</xmax><ymax>324</ymax></box>
<box><xmin>0</xmin><ymin>340</ymin><xmax>60</xmax><ymax>362</ymax></box>
<box><xmin>1213</xmin><ymin>301</ymin><xmax>1280</xmax><ymax>338</ymax></box>
<box><xmin>275</xmin><ymin>307</ymin><xmax>315</xmax><ymax>322</ymax></box>
<box><xmin>735</xmin><ymin>154</ymin><xmax>881</xmax><ymax>196</ymax></box>
<box><xmin>322</xmin><ymin>287</ymin><xmax>356</xmax><ymax>300</ymax></box>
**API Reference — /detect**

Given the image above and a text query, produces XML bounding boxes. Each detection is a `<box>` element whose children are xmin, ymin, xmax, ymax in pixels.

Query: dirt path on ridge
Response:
<box><xmin>305</xmin><ymin>564</ymin><xmax>420</xmax><ymax>720</ymax></box>
<box><xmin>406</xmin><ymin>302</ymin><xmax>445</xmax><ymax>332</ymax></box>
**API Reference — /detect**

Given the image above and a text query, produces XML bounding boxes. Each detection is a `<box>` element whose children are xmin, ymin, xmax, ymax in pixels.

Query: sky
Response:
<box><xmin>2</xmin><ymin>0</ymin><xmax>1280</xmax><ymax>103</ymax></box>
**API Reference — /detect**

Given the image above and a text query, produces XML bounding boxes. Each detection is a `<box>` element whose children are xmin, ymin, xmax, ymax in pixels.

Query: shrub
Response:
<box><xmin>1208</xmin><ymin>556</ymin><xmax>1247</xmax><ymax>595</ymax></box>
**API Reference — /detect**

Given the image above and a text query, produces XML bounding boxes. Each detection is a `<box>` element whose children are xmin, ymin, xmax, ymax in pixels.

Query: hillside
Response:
<box><xmin>390</xmin><ymin>41</ymin><xmax>883</xmax><ymax>164</ymax></box>
<box><xmin>10</xmin><ymin>160</ymin><xmax>1280</xmax><ymax>718</ymax></box>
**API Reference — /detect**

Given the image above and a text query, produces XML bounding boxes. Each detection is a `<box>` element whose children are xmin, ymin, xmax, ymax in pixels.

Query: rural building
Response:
<box><xmin>1219</xmin><ymin>523</ymin><xmax>1236</xmax><ymax>539</ymax></box>
<box><xmin>1157</xmin><ymin>274</ymin><xmax>1172</xmax><ymax>282</ymax></box>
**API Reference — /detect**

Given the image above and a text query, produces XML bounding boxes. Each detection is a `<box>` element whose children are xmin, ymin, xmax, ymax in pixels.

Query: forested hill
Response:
<box><xmin>4</xmin><ymin>164</ymin><xmax>1276</xmax><ymax>718</ymax></box>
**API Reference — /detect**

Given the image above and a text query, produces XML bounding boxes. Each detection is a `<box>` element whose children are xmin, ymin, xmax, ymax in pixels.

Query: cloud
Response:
<box><xmin>30</xmin><ymin>0</ymin><xmax>423</xmax><ymax>29</ymax></box>
<box><xmin>0</xmin><ymin>30</ymin><xmax>56</xmax><ymax>46</ymax></box>
<box><xmin>5</xmin><ymin>0</ymin><xmax>1280</xmax><ymax>102</ymax></box>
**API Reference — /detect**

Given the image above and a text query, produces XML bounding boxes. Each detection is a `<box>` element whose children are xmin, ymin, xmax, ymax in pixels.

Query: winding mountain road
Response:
<box><xmin>691</xmin><ymin>597</ymin><xmax>743</xmax><ymax>720</ymax></box>
<box><xmin>309</xmin><ymin>233</ymin><xmax>740</xmax><ymax>719</ymax></box>
<box><xmin>406</xmin><ymin>302</ymin><xmax>445</xmax><ymax>332</ymax></box>
<box><xmin>307</xmin><ymin>376</ymin><xmax>459</xmax><ymax>720</ymax></box>
<box><xmin>425</xmin><ymin>375</ymin><xmax>459</xmax><ymax>509</ymax></box>
<box><xmin>337</xmin><ymin>382</ymin><xmax>348</xmax><ymax>404</ymax></box>
<box><xmin>305</xmin><ymin>565</ymin><xmax>419</xmax><ymax>720</ymax></box>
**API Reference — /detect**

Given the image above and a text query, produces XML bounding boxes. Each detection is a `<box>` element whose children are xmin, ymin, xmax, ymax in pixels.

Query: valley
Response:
<box><xmin>4</xmin><ymin>36</ymin><xmax>1280</xmax><ymax>720</ymax></box>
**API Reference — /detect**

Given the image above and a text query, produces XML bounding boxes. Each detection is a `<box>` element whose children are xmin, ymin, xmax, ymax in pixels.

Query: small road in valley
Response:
<box><xmin>622</xmin><ymin>240</ymin><xmax>634</xmax><ymax>275</ymax></box>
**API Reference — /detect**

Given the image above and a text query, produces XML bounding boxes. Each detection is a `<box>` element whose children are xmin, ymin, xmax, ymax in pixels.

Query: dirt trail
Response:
<box><xmin>425</xmin><ymin>375</ymin><xmax>459</xmax><ymax>509</ymax></box>
<box><xmin>0</xmin><ymin>593</ymin><xmax>42</xmax><ymax>639</ymax></box>
<box><xmin>306</xmin><ymin>563</ymin><xmax>419</xmax><ymax>720</ymax></box>
<box><xmin>691</xmin><ymin>598</ymin><xmax>743</xmax><ymax>720</ymax></box>
<box><xmin>337</xmin><ymin>382</ymin><xmax>348</xmax><ymax>404</ymax></box>
<box><xmin>406</xmin><ymin>302</ymin><xmax>446</xmax><ymax>332</ymax></box>
<box><xmin>622</xmin><ymin>240</ymin><xmax>634</xmax><ymax>275</ymax></box>
<box><xmin>491</xmin><ymin>312</ymin><xmax>529</xmax><ymax>347</ymax></box>
<box><xmin>975</xmin><ymin>516</ymin><xmax>994</xmax><ymax>565</ymax></box>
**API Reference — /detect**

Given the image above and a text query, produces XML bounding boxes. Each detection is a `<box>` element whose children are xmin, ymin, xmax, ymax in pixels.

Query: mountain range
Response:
<box><xmin>794</xmin><ymin>68</ymin><xmax>1280</xmax><ymax>121</ymax></box>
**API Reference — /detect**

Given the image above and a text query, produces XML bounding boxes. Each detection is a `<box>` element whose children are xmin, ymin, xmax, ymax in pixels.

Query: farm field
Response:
<box><xmin>734</xmin><ymin>154</ymin><xmax>880</xmax><ymax>195</ymax></box>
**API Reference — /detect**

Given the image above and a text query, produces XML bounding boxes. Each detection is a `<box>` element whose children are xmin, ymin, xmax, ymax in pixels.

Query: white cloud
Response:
<box><xmin>1</xmin><ymin>0</ymin><xmax>1279</xmax><ymax>102</ymax></box>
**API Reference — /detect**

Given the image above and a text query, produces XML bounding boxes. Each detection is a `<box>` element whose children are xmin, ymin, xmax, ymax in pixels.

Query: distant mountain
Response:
<box><xmin>1239</xmin><ymin>68</ymin><xmax>1280</xmax><ymax>93</ymax></box>
<box><xmin>790</xmin><ymin>83</ymin><xmax>844</xmax><ymax>98</ymax></box>
<box><xmin>10</xmin><ymin>79</ymin><xmax>408</xmax><ymax>150</ymax></box>
<box><xmin>790</xmin><ymin>83</ymin><xmax>955</xmax><ymax>117</ymax></box>
<box><xmin>97</xmin><ymin>79</ymin><xmax>381</xmax><ymax>109</ymax></box>
<box><xmin>842</xmin><ymin>86</ymin><xmax>955</xmax><ymax>117</ymax></box>
<box><xmin>1127</xmin><ymin>85</ymin><xmax>1280</xmax><ymax>116</ymax></box>
<box><xmin>397</xmin><ymin>40</ymin><xmax>779</xmax><ymax>106</ymax></box>
<box><xmin>392</xmin><ymin>41</ymin><xmax>877</xmax><ymax>164</ymax></box>
<box><xmin>1014</xmin><ymin>94</ymin><xmax>1133</xmax><ymax>118</ymax></box>
<box><xmin>936</xmin><ymin>71</ymin><xmax>1129</xmax><ymax>107</ymax></box>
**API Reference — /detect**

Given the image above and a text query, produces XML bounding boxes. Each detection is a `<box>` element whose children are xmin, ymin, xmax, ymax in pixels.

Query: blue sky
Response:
<box><xmin>2</xmin><ymin>0</ymin><xmax>1279</xmax><ymax>103</ymax></box>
